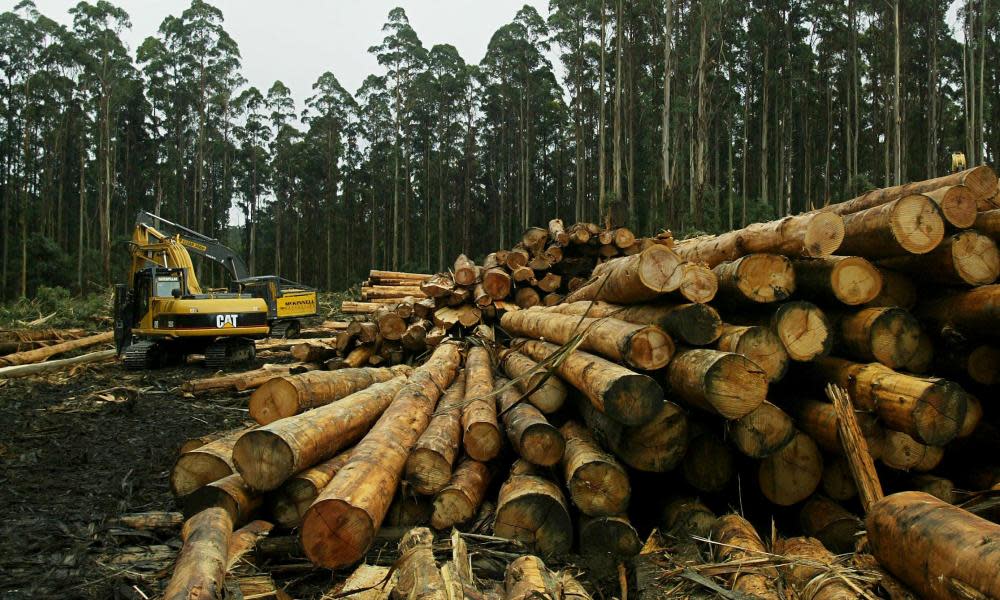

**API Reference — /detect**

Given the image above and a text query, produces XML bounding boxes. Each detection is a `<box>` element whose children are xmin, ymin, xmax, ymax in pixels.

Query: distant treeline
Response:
<box><xmin>0</xmin><ymin>0</ymin><xmax>996</xmax><ymax>298</ymax></box>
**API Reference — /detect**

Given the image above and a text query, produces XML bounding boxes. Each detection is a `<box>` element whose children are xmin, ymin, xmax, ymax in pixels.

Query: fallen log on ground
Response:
<box><xmin>0</xmin><ymin>348</ymin><xmax>116</xmax><ymax>378</ymax></box>
<box><xmin>405</xmin><ymin>373</ymin><xmax>465</xmax><ymax>495</ymax></box>
<box><xmin>161</xmin><ymin>507</ymin><xmax>232</xmax><ymax>600</ymax></box>
<box><xmin>0</xmin><ymin>330</ymin><xmax>113</xmax><ymax>367</ymax></box>
<box><xmin>181</xmin><ymin>363</ymin><xmax>313</xmax><ymax>394</ymax></box>
<box><xmin>559</xmin><ymin>420</ymin><xmax>629</xmax><ymax>516</ymax></box>
<box><xmin>494</xmin><ymin>460</ymin><xmax>573</xmax><ymax>555</ymax></box>
<box><xmin>540</xmin><ymin>300</ymin><xmax>724</xmax><ymax>347</ymax></box>
<box><xmin>462</xmin><ymin>347</ymin><xmax>501</xmax><ymax>462</ymax></box>
<box><xmin>497</xmin><ymin>377</ymin><xmax>564</xmax><ymax>467</ymax></box>
<box><xmin>665</xmin><ymin>348</ymin><xmax>768</xmax><ymax>419</ymax></box>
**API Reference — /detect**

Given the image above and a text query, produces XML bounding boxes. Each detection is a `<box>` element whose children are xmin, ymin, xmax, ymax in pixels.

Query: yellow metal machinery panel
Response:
<box><xmin>276</xmin><ymin>292</ymin><xmax>318</xmax><ymax>318</ymax></box>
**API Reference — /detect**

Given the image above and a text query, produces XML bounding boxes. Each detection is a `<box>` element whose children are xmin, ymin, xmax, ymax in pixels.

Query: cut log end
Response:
<box><xmin>300</xmin><ymin>498</ymin><xmax>373</xmax><ymax>568</ymax></box>
<box><xmin>232</xmin><ymin>430</ymin><xmax>294</xmax><ymax>492</ymax></box>
<box><xmin>830</xmin><ymin>256</ymin><xmax>883</xmax><ymax>305</ymax></box>
<box><xmin>803</xmin><ymin>211</ymin><xmax>846</xmax><ymax>257</ymax></box>
<box><xmin>890</xmin><ymin>194</ymin><xmax>946</xmax><ymax>254</ymax></box>
<box><xmin>758</xmin><ymin>431</ymin><xmax>823</xmax><ymax>506</ymax></box>
<box><xmin>604</xmin><ymin>373</ymin><xmax>665</xmax><ymax>426</ymax></box>
<box><xmin>950</xmin><ymin>230</ymin><xmax>1000</xmax><ymax>285</ymax></box>
<box><xmin>171</xmin><ymin>453</ymin><xmax>233</xmax><ymax>499</ymax></box>
<box><xmin>774</xmin><ymin>302</ymin><xmax>832</xmax><ymax>361</ymax></box>
<box><xmin>248</xmin><ymin>379</ymin><xmax>298</xmax><ymax>425</ymax></box>
<box><xmin>866</xmin><ymin>307</ymin><xmax>922</xmax><ymax>368</ymax></box>
<box><xmin>405</xmin><ymin>448</ymin><xmax>452</xmax><ymax>496</ymax></box>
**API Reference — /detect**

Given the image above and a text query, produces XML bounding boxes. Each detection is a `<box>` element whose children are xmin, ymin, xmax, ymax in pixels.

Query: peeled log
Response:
<box><xmin>498</xmin><ymin>350</ymin><xmax>567</xmax><ymax>413</ymax></box>
<box><xmin>497</xmin><ymin>378</ymin><xmax>564</xmax><ymax>467</ymax></box>
<box><xmin>715</xmin><ymin>324</ymin><xmax>789</xmax><ymax>382</ymax></box>
<box><xmin>775</xmin><ymin>537</ymin><xmax>858</xmax><ymax>600</ymax></box>
<box><xmin>682</xmin><ymin>430</ymin><xmax>734</xmax><ymax>493</ymax></box>
<box><xmin>494</xmin><ymin>460</ymin><xmax>573</xmax><ymax>555</ymax></box>
<box><xmin>462</xmin><ymin>347</ymin><xmax>501</xmax><ymax>462</ymax></box>
<box><xmin>181</xmin><ymin>364</ymin><xmax>311</xmax><ymax>395</ymax></box>
<box><xmin>579</xmin><ymin>515</ymin><xmax>641</xmax><ymax>556</ymax></box>
<box><xmin>162</xmin><ymin>508</ymin><xmax>232</xmax><ymax>600</ymax></box>
<box><xmin>559</xmin><ymin>420</ymin><xmax>630</xmax><ymax>516</ymax></box>
<box><xmin>271</xmin><ymin>451</ymin><xmax>352</xmax><ymax>528</ymax></box>
<box><xmin>233</xmin><ymin>377</ymin><xmax>407</xmax><ymax>491</ymax></box>
<box><xmin>808</xmin><ymin>357</ymin><xmax>967</xmax><ymax>446</ymax></box>
<box><xmin>541</xmin><ymin>300</ymin><xmax>722</xmax><ymax>346</ymax></box>
<box><xmin>171</xmin><ymin>427</ymin><xmax>247</xmax><ymax>498</ymax></box>
<box><xmin>729</xmin><ymin>401</ymin><xmax>796</xmax><ymax>458</ymax></box>
<box><xmin>712</xmin><ymin>514</ymin><xmax>780</xmax><ymax>599</ymax></box>
<box><xmin>758</xmin><ymin>431</ymin><xmax>823</xmax><ymax>506</ymax></box>
<box><xmin>301</xmin><ymin>343</ymin><xmax>462</xmax><ymax>568</ymax></box>
<box><xmin>838</xmin><ymin>194</ymin><xmax>945</xmax><ymax>258</ymax></box>
<box><xmin>834</xmin><ymin>307</ymin><xmax>921</xmax><ymax>369</ymax></box>
<box><xmin>673</xmin><ymin>212</ymin><xmax>845</xmax><ymax>268</ymax></box>
<box><xmin>578</xmin><ymin>398</ymin><xmax>688</xmax><ymax>472</ymax></box>
<box><xmin>0</xmin><ymin>330</ymin><xmax>113</xmax><ymax>367</ymax></box>
<box><xmin>249</xmin><ymin>365</ymin><xmax>411</xmax><ymax>425</ymax></box>
<box><xmin>666</xmin><ymin>348</ymin><xmax>767</xmax><ymax>419</ymax></box>
<box><xmin>430</xmin><ymin>457</ymin><xmax>492</xmax><ymax>530</ymax></box>
<box><xmin>516</xmin><ymin>339</ymin><xmax>663</xmax><ymax>426</ymax></box>
<box><xmin>880</xmin><ymin>230</ymin><xmax>1000</xmax><ymax>286</ymax></box>
<box><xmin>405</xmin><ymin>373</ymin><xmax>465</xmax><ymax>495</ymax></box>
<box><xmin>822</xmin><ymin>167</ymin><xmax>997</xmax><ymax>219</ymax></box>
<box><xmin>713</xmin><ymin>254</ymin><xmax>795</xmax><ymax>303</ymax></box>
<box><xmin>792</xmin><ymin>256</ymin><xmax>883</xmax><ymax>305</ymax></box>
<box><xmin>799</xmin><ymin>495</ymin><xmax>863</xmax><ymax>554</ymax></box>
<box><xmin>564</xmin><ymin>245</ymin><xmax>685</xmax><ymax>303</ymax></box>
<box><xmin>916</xmin><ymin>284</ymin><xmax>1000</xmax><ymax>337</ymax></box>
<box><xmin>866</xmin><ymin>491</ymin><xmax>1000</xmax><ymax>600</ymax></box>
<box><xmin>501</xmin><ymin>308</ymin><xmax>674</xmax><ymax>370</ymax></box>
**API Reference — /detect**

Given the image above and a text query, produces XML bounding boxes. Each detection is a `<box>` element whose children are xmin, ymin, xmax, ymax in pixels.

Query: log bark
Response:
<box><xmin>881</xmin><ymin>430</ymin><xmax>943</xmax><ymax>472</ymax></box>
<box><xmin>494</xmin><ymin>460</ymin><xmax>573</xmax><ymax>555</ymax></box>
<box><xmin>775</xmin><ymin>536</ymin><xmax>859</xmax><ymax>600</ymax></box>
<box><xmin>715</xmin><ymin>324</ymin><xmax>788</xmax><ymax>382</ymax></box>
<box><xmin>162</xmin><ymin>507</ymin><xmax>232</xmax><ymax>600</ymax></box>
<box><xmin>421</xmin><ymin>274</ymin><xmax>456</xmax><ymax>298</ymax></box>
<box><xmin>430</xmin><ymin>458</ymin><xmax>492</xmax><ymax>530</ymax></box>
<box><xmin>249</xmin><ymin>366</ymin><xmax>411</xmax><ymax>425</ymax></box>
<box><xmin>501</xmin><ymin>308</ymin><xmax>674</xmax><ymax>371</ymax></box>
<box><xmin>504</xmin><ymin>555</ymin><xmax>557</xmax><ymax>600</ymax></box>
<box><xmin>300</xmin><ymin>343</ymin><xmax>461</xmax><ymax>568</ymax></box>
<box><xmin>0</xmin><ymin>330</ymin><xmax>113</xmax><ymax>367</ymax></box>
<box><xmin>541</xmin><ymin>300</ymin><xmax>723</xmax><ymax>346</ymax></box>
<box><xmin>713</xmin><ymin>254</ymin><xmax>795</xmax><ymax>303</ymax></box>
<box><xmin>665</xmin><ymin>348</ymin><xmax>768</xmax><ymax>419</ymax></box>
<box><xmin>809</xmin><ymin>357</ymin><xmax>967</xmax><ymax>445</ymax></box>
<box><xmin>758</xmin><ymin>431</ymin><xmax>823</xmax><ymax>506</ymax></box>
<box><xmin>729</xmin><ymin>401</ymin><xmax>796</xmax><ymax>458</ymax></box>
<box><xmin>578</xmin><ymin>398</ymin><xmax>687</xmax><ymax>472</ymax></box>
<box><xmin>498</xmin><ymin>350</ymin><xmax>567</xmax><ymax>413</ymax></box>
<box><xmin>822</xmin><ymin>166</ymin><xmax>997</xmax><ymax>218</ymax></box>
<box><xmin>290</xmin><ymin>340</ymin><xmax>336</xmax><ymax>363</ymax></box>
<box><xmin>453</xmin><ymin>254</ymin><xmax>478</xmax><ymax>287</ymax></box>
<box><xmin>233</xmin><ymin>377</ymin><xmax>408</xmax><ymax>491</ymax></box>
<box><xmin>271</xmin><ymin>450</ymin><xmax>353</xmax><ymax>528</ymax></box>
<box><xmin>462</xmin><ymin>347</ymin><xmax>501</xmax><ymax>462</ymax></box>
<box><xmin>916</xmin><ymin>284</ymin><xmax>1000</xmax><ymax>337</ymax></box>
<box><xmin>788</xmin><ymin>397</ymin><xmax>885</xmax><ymax>459</ymax></box>
<box><xmin>182</xmin><ymin>364</ymin><xmax>310</xmax><ymax>394</ymax></box>
<box><xmin>497</xmin><ymin>377</ymin><xmax>564</xmax><ymax>467</ymax></box>
<box><xmin>559</xmin><ymin>420</ymin><xmax>629</xmax><ymax>516</ymax></box>
<box><xmin>793</xmin><ymin>256</ymin><xmax>883</xmax><ymax>305</ymax></box>
<box><xmin>183</xmin><ymin>473</ymin><xmax>260</xmax><ymax>526</ymax></box>
<box><xmin>0</xmin><ymin>348</ymin><xmax>116</xmax><ymax>378</ymax></box>
<box><xmin>865</xmin><ymin>268</ymin><xmax>916</xmax><ymax>309</ymax></box>
<box><xmin>406</xmin><ymin>373</ymin><xmax>465</xmax><ymax>495</ymax></box>
<box><xmin>579</xmin><ymin>515</ymin><xmax>641</xmax><ymax>556</ymax></box>
<box><xmin>838</xmin><ymin>194</ymin><xmax>945</xmax><ymax>257</ymax></box>
<box><xmin>673</xmin><ymin>212</ymin><xmax>845</xmax><ymax>267</ymax></box>
<box><xmin>516</xmin><ymin>339</ymin><xmax>663</xmax><ymax>426</ymax></box>
<box><xmin>834</xmin><ymin>307</ymin><xmax>922</xmax><ymax>368</ymax></box>
<box><xmin>799</xmin><ymin>495</ymin><xmax>863</xmax><ymax>554</ymax></box>
<box><xmin>171</xmin><ymin>427</ymin><xmax>248</xmax><ymax>497</ymax></box>
<box><xmin>564</xmin><ymin>245</ymin><xmax>685</xmax><ymax>303</ymax></box>
<box><xmin>712</xmin><ymin>514</ymin><xmax>780</xmax><ymax>599</ymax></box>
<box><xmin>866</xmin><ymin>491</ymin><xmax>1000</xmax><ymax>600</ymax></box>
<box><xmin>395</xmin><ymin>527</ymin><xmax>449</xmax><ymax>600</ymax></box>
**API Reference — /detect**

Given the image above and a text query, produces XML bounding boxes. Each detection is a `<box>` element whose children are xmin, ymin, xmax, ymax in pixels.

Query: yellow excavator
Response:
<box><xmin>114</xmin><ymin>211</ymin><xmax>317</xmax><ymax>369</ymax></box>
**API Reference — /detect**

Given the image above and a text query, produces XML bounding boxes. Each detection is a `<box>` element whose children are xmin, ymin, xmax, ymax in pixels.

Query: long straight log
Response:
<box><xmin>880</xmin><ymin>230</ymin><xmax>1000</xmax><ymax>286</ymax></box>
<box><xmin>271</xmin><ymin>451</ymin><xmax>353</xmax><ymax>528</ymax></box>
<box><xmin>793</xmin><ymin>255</ymin><xmax>883</xmax><ymax>305</ymax></box>
<box><xmin>171</xmin><ymin>427</ymin><xmax>249</xmax><ymax>497</ymax></box>
<box><xmin>501</xmin><ymin>308</ymin><xmax>674</xmax><ymax>371</ymax></box>
<box><xmin>462</xmin><ymin>347</ymin><xmax>501</xmax><ymax>462</ymax></box>
<box><xmin>162</xmin><ymin>508</ymin><xmax>232</xmax><ymax>600</ymax></box>
<box><xmin>300</xmin><ymin>343</ymin><xmax>462</xmax><ymax>568</ymax></box>
<box><xmin>833</xmin><ymin>307</ymin><xmax>921</xmax><ymax>369</ymax></box>
<box><xmin>540</xmin><ymin>300</ymin><xmax>723</xmax><ymax>346</ymax></box>
<box><xmin>0</xmin><ymin>330</ymin><xmax>113</xmax><ymax>367</ymax></box>
<box><xmin>713</xmin><ymin>254</ymin><xmax>795</xmax><ymax>303</ymax></box>
<box><xmin>563</xmin><ymin>245</ymin><xmax>685</xmax><ymax>303</ymax></box>
<box><xmin>838</xmin><ymin>194</ymin><xmax>945</xmax><ymax>257</ymax></box>
<box><xmin>0</xmin><ymin>348</ymin><xmax>116</xmax><ymax>378</ymax></box>
<box><xmin>498</xmin><ymin>350</ymin><xmax>567</xmax><ymax>413</ymax></box>
<box><xmin>665</xmin><ymin>348</ymin><xmax>768</xmax><ymax>419</ymax></box>
<box><xmin>516</xmin><ymin>339</ymin><xmax>663</xmax><ymax>426</ymax></box>
<box><xmin>497</xmin><ymin>377</ymin><xmax>564</xmax><ymax>467</ymax></box>
<box><xmin>916</xmin><ymin>284</ymin><xmax>1000</xmax><ymax>337</ymax></box>
<box><xmin>406</xmin><ymin>373</ymin><xmax>465</xmax><ymax>495</ymax></box>
<box><xmin>181</xmin><ymin>364</ymin><xmax>311</xmax><ymax>394</ymax></box>
<box><xmin>430</xmin><ymin>457</ymin><xmax>492</xmax><ymax>530</ymax></box>
<box><xmin>715</xmin><ymin>324</ymin><xmax>788</xmax><ymax>382</ymax></box>
<box><xmin>494</xmin><ymin>460</ymin><xmax>573</xmax><ymax>555</ymax></box>
<box><xmin>559</xmin><ymin>420</ymin><xmax>629</xmax><ymax>516</ymax></box>
<box><xmin>808</xmin><ymin>357</ymin><xmax>967</xmax><ymax>446</ymax></box>
<box><xmin>673</xmin><ymin>212</ymin><xmax>845</xmax><ymax>267</ymax></box>
<box><xmin>249</xmin><ymin>365</ymin><xmax>411</xmax><ymax>425</ymax></box>
<box><xmin>867</xmin><ymin>491</ymin><xmax>1000</xmax><ymax>600</ymax></box>
<box><xmin>232</xmin><ymin>376</ymin><xmax>408</xmax><ymax>491</ymax></box>
<box><xmin>369</xmin><ymin>270</ymin><xmax>432</xmax><ymax>282</ymax></box>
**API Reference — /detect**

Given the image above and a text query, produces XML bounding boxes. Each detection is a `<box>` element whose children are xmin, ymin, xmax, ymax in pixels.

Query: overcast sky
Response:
<box><xmin>26</xmin><ymin>0</ymin><xmax>553</xmax><ymax>108</ymax></box>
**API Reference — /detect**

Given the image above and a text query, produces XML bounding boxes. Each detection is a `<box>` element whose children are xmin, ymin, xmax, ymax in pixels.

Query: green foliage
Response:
<box><xmin>0</xmin><ymin>285</ymin><xmax>109</xmax><ymax>328</ymax></box>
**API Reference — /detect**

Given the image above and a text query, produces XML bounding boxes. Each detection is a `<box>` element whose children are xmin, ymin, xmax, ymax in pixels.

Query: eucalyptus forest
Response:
<box><xmin>1</xmin><ymin>0</ymin><xmax>997</xmax><ymax>298</ymax></box>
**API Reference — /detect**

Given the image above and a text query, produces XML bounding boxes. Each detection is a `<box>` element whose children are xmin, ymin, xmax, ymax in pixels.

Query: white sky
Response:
<box><xmin>21</xmin><ymin>0</ymin><xmax>552</xmax><ymax>108</ymax></box>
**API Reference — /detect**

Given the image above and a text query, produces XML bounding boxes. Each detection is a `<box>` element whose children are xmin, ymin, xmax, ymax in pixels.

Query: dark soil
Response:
<box><xmin>0</xmin><ymin>360</ymin><xmax>252</xmax><ymax>599</ymax></box>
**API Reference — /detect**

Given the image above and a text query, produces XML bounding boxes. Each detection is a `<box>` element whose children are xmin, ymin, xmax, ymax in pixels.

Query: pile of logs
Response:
<box><xmin>160</xmin><ymin>166</ymin><xmax>1000</xmax><ymax>600</ymax></box>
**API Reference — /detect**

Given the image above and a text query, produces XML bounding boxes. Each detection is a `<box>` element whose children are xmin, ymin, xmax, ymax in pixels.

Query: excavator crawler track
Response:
<box><xmin>123</xmin><ymin>340</ymin><xmax>160</xmax><ymax>370</ymax></box>
<box><xmin>204</xmin><ymin>338</ymin><xmax>256</xmax><ymax>370</ymax></box>
<box><xmin>269</xmin><ymin>320</ymin><xmax>300</xmax><ymax>339</ymax></box>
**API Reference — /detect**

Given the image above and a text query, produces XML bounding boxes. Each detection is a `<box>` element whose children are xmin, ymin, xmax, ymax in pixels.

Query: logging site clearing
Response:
<box><xmin>2</xmin><ymin>166</ymin><xmax>1000</xmax><ymax>600</ymax></box>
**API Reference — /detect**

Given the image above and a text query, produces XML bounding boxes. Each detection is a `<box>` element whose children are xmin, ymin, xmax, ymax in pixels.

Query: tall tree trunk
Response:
<box><xmin>78</xmin><ymin>133</ymin><xmax>85</xmax><ymax>293</ymax></box>
<box><xmin>760</xmin><ymin>46</ymin><xmax>769</xmax><ymax>211</ymax></box>
<box><xmin>598</xmin><ymin>0</ymin><xmax>607</xmax><ymax>220</ymax></box>
<box><xmin>978</xmin><ymin>0</ymin><xmax>987</xmax><ymax>164</ymax></box>
<box><xmin>612</xmin><ymin>0</ymin><xmax>623</xmax><ymax>216</ymax></box>
<box><xmin>893</xmin><ymin>0</ymin><xmax>902</xmax><ymax>184</ymax></box>
<box><xmin>927</xmin><ymin>4</ymin><xmax>939</xmax><ymax>177</ymax></box>
<box><xmin>741</xmin><ymin>85</ymin><xmax>749</xmax><ymax>226</ymax></box>
<box><xmin>693</xmin><ymin>4</ymin><xmax>708</xmax><ymax>228</ymax></box>
<box><xmin>850</xmin><ymin>0</ymin><xmax>859</xmax><ymax>192</ymax></box>
<box><xmin>661</xmin><ymin>0</ymin><xmax>673</xmax><ymax>228</ymax></box>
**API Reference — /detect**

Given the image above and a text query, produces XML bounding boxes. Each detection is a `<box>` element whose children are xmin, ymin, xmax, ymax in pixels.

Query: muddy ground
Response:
<box><xmin>0</xmin><ymin>357</ymin><xmax>332</xmax><ymax>599</ymax></box>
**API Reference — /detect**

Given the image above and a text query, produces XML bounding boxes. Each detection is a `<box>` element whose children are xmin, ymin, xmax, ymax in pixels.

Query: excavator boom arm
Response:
<box><xmin>134</xmin><ymin>211</ymin><xmax>250</xmax><ymax>281</ymax></box>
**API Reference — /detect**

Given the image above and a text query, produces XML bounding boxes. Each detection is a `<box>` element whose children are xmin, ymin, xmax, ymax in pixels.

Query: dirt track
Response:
<box><xmin>0</xmin><ymin>361</ymin><xmax>249</xmax><ymax>599</ymax></box>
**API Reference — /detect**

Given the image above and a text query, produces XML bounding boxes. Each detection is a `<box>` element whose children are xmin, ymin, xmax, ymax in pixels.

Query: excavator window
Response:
<box><xmin>155</xmin><ymin>276</ymin><xmax>183</xmax><ymax>298</ymax></box>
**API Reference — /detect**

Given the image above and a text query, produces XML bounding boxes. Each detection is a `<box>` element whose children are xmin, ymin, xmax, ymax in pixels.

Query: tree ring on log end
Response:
<box><xmin>803</xmin><ymin>212</ymin><xmax>845</xmax><ymax>257</ymax></box>
<box><xmin>232</xmin><ymin>430</ymin><xmax>295</xmax><ymax>492</ymax></box>
<box><xmin>830</xmin><ymin>256</ymin><xmax>882</xmax><ymax>305</ymax></box>
<box><xmin>301</xmin><ymin>499</ymin><xmax>374</xmax><ymax>568</ymax></box>
<box><xmin>890</xmin><ymin>194</ymin><xmax>945</xmax><ymax>254</ymax></box>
